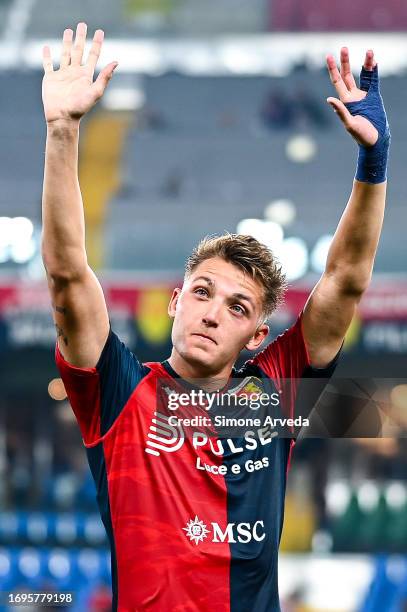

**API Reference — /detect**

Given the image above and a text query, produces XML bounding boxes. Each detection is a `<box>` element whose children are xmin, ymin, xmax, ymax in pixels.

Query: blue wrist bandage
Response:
<box><xmin>345</xmin><ymin>65</ymin><xmax>390</xmax><ymax>184</ymax></box>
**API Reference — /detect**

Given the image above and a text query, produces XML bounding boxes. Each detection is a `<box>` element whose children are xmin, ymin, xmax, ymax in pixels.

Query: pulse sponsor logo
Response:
<box><xmin>145</xmin><ymin>411</ymin><xmax>184</xmax><ymax>457</ymax></box>
<box><xmin>183</xmin><ymin>516</ymin><xmax>266</xmax><ymax>545</ymax></box>
<box><xmin>145</xmin><ymin>410</ymin><xmax>275</xmax><ymax>458</ymax></box>
<box><xmin>145</xmin><ymin>411</ymin><xmax>277</xmax><ymax>459</ymax></box>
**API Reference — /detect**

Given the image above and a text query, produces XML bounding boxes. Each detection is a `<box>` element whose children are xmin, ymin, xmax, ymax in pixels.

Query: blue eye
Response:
<box><xmin>231</xmin><ymin>304</ymin><xmax>245</xmax><ymax>315</ymax></box>
<box><xmin>194</xmin><ymin>288</ymin><xmax>208</xmax><ymax>296</ymax></box>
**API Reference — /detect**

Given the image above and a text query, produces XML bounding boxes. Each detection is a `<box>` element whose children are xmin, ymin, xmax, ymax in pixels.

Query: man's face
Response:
<box><xmin>168</xmin><ymin>257</ymin><xmax>269</xmax><ymax>375</ymax></box>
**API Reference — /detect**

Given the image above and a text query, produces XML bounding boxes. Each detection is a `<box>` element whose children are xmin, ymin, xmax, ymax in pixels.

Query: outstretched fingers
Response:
<box><xmin>60</xmin><ymin>28</ymin><xmax>73</xmax><ymax>69</ymax></box>
<box><xmin>42</xmin><ymin>46</ymin><xmax>54</xmax><ymax>73</ymax></box>
<box><xmin>326</xmin><ymin>54</ymin><xmax>350</xmax><ymax>101</ymax></box>
<box><xmin>71</xmin><ymin>22</ymin><xmax>87</xmax><ymax>66</ymax></box>
<box><xmin>86</xmin><ymin>29</ymin><xmax>104</xmax><ymax>75</ymax></box>
<box><xmin>340</xmin><ymin>47</ymin><xmax>357</xmax><ymax>90</ymax></box>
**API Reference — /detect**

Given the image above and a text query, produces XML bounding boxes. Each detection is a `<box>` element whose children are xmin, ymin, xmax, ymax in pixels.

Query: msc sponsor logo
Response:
<box><xmin>183</xmin><ymin>515</ymin><xmax>266</xmax><ymax>545</ymax></box>
<box><xmin>183</xmin><ymin>516</ymin><xmax>210</xmax><ymax>545</ymax></box>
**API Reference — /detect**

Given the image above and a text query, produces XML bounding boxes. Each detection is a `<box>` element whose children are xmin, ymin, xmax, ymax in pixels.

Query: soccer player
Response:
<box><xmin>41</xmin><ymin>23</ymin><xmax>390</xmax><ymax>612</ymax></box>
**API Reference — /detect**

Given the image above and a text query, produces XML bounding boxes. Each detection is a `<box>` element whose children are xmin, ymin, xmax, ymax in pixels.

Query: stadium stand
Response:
<box><xmin>0</xmin><ymin>70</ymin><xmax>405</xmax><ymax>272</ymax></box>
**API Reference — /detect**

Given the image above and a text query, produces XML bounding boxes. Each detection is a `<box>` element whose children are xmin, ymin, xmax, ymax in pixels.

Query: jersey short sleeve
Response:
<box><xmin>250</xmin><ymin>311</ymin><xmax>340</xmax><ymax>419</ymax></box>
<box><xmin>55</xmin><ymin>329</ymin><xmax>149</xmax><ymax>446</ymax></box>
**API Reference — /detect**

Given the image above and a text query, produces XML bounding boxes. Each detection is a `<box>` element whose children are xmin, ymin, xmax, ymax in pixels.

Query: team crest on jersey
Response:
<box><xmin>228</xmin><ymin>376</ymin><xmax>264</xmax><ymax>398</ymax></box>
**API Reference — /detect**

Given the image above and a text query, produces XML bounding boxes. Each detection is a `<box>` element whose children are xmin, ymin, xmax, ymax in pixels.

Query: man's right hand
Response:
<box><xmin>42</xmin><ymin>22</ymin><xmax>118</xmax><ymax>124</ymax></box>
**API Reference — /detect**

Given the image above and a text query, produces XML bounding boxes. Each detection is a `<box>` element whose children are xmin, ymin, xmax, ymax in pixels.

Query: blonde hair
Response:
<box><xmin>185</xmin><ymin>233</ymin><xmax>286</xmax><ymax>319</ymax></box>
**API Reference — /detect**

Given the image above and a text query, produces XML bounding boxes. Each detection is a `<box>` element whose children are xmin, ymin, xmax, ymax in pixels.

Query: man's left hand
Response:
<box><xmin>326</xmin><ymin>47</ymin><xmax>379</xmax><ymax>147</ymax></box>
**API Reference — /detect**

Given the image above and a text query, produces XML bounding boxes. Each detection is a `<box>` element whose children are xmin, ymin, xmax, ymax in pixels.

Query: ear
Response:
<box><xmin>245</xmin><ymin>324</ymin><xmax>269</xmax><ymax>352</ymax></box>
<box><xmin>168</xmin><ymin>287</ymin><xmax>181</xmax><ymax>319</ymax></box>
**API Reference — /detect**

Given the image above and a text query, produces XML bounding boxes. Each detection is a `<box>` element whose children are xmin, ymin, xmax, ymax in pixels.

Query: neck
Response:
<box><xmin>167</xmin><ymin>349</ymin><xmax>232</xmax><ymax>392</ymax></box>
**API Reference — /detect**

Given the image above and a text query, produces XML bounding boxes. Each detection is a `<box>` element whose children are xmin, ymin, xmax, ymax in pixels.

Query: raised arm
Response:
<box><xmin>302</xmin><ymin>48</ymin><xmax>390</xmax><ymax>367</ymax></box>
<box><xmin>41</xmin><ymin>23</ymin><xmax>118</xmax><ymax>367</ymax></box>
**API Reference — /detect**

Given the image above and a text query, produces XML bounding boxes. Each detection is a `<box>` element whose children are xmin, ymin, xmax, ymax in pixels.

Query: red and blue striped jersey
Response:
<box><xmin>56</xmin><ymin>314</ymin><xmax>339</xmax><ymax>611</ymax></box>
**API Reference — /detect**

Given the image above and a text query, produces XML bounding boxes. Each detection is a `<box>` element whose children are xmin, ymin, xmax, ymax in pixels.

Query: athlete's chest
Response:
<box><xmin>103</xmin><ymin>367</ymin><xmax>289</xmax><ymax>488</ymax></box>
